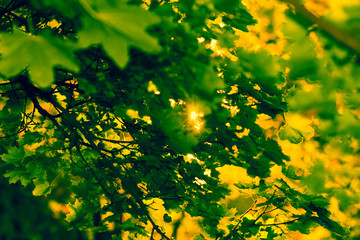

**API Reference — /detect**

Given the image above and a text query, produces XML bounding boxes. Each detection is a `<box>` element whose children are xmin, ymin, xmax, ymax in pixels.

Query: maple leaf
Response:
<box><xmin>3</xmin><ymin>170</ymin><xmax>31</xmax><ymax>186</ymax></box>
<box><xmin>65</xmin><ymin>199</ymin><xmax>86</xmax><ymax>224</ymax></box>
<box><xmin>0</xmin><ymin>28</ymin><xmax>79</xmax><ymax>87</ymax></box>
<box><xmin>0</xmin><ymin>146</ymin><xmax>26</xmax><ymax>164</ymax></box>
<box><xmin>33</xmin><ymin>176</ymin><xmax>51</xmax><ymax>196</ymax></box>
<box><xmin>77</xmin><ymin>2</ymin><xmax>161</xmax><ymax>68</ymax></box>
<box><xmin>278</xmin><ymin>114</ymin><xmax>315</xmax><ymax>144</ymax></box>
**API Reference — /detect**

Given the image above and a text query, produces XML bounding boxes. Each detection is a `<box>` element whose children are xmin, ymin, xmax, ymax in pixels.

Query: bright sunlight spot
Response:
<box><xmin>190</xmin><ymin>111</ymin><xmax>199</xmax><ymax>121</ymax></box>
<box><xmin>197</xmin><ymin>37</ymin><xmax>205</xmax><ymax>43</ymax></box>
<box><xmin>188</xmin><ymin>109</ymin><xmax>204</xmax><ymax>132</ymax></box>
<box><xmin>147</xmin><ymin>81</ymin><xmax>160</xmax><ymax>95</ymax></box>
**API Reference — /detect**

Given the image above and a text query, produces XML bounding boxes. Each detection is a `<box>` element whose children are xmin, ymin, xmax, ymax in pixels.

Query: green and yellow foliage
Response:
<box><xmin>0</xmin><ymin>0</ymin><xmax>359</xmax><ymax>239</ymax></box>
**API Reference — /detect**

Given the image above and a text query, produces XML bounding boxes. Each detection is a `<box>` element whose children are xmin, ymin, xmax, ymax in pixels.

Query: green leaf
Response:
<box><xmin>0</xmin><ymin>146</ymin><xmax>25</xmax><ymax>164</ymax></box>
<box><xmin>282</xmin><ymin>165</ymin><xmax>302</xmax><ymax>180</ymax></box>
<box><xmin>278</xmin><ymin>125</ymin><xmax>304</xmax><ymax>144</ymax></box>
<box><xmin>302</xmin><ymin>160</ymin><xmax>326</xmax><ymax>194</ymax></box>
<box><xmin>287</xmin><ymin>217</ymin><xmax>317</xmax><ymax>234</ymax></box>
<box><xmin>261</xmin><ymin>227</ymin><xmax>279</xmax><ymax>239</ymax></box>
<box><xmin>32</xmin><ymin>177</ymin><xmax>51</xmax><ymax>196</ymax></box>
<box><xmin>214</xmin><ymin>0</ymin><xmax>239</xmax><ymax>14</ymax></box>
<box><xmin>163</xmin><ymin>213</ymin><xmax>172</xmax><ymax>223</ymax></box>
<box><xmin>313</xmin><ymin>216</ymin><xmax>349</xmax><ymax>236</ymax></box>
<box><xmin>18</xmin><ymin>131</ymin><xmax>45</xmax><ymax>146</ymax></box>
<box><xmin>3</xmin><ymin>170</ymin><xmax>31</xmax><ymax>186</ymax></box>
<box><xmin>240</xmin><ymin>217</ymin><xmax>260</xmax><ymax>237</ymax></box>
<box><xmin>77</xmin><ymin>3</ymin><xmax>161</xmax><ymax>68</ymax></box>
<box><xmin>65</xmin><ymin>199</ymin><xmax>86</xmax><ymax>223</ymax></box>
<box><xmin>111</xmin><ymin>234</ymin><xmax>122</xmax><ymax>240</ymax></box>
<box><xmin>278</xmin><ymin>114</ymin><xmax>314</xmax><ymax>144</ymax></box>
<box><xmin>151</xmin><ymin>108</ymin><xmax>199</xmax><ymax>154</ymax></box>
<box><xmin>179</xmin><ymin>0</ymin><xmax>195</xmax><ymax>12</ymax></box>
<box><xmin>32</xmin><ymin>0</ymin><xmax>82</xmax><ymax>18</ymax></box>
<box><xmin>263</xmin><ymin>138</ymin><xmax>289</xmax><ymax>165</ymax></box>
<box><xmin>246</xmin><ymin>156</ymin><xmax>273</xmax><ymax>178</ymax></box>
<box><xmin>0</xmin><ymin>28</ymin><xmax>79</xmax><ymax>87</ymax></box>
<box><xmin>236</xmin><ymin>49</ymin><xmax>281</xmax><ymax>95</ymax></box>
<box><xmin>222</xmin><ymin>9</ymin><xmax>257</xmax><ymax>32</ymax></box>
<box><xmin>120</xmin><ymin>218</ymin><xmax>149</xmax><ymax>236</ymax></box>
<box><xmin>194</xmin><ymin>234</ymin><xmax>207</xmax><ymax>240</ymax></box>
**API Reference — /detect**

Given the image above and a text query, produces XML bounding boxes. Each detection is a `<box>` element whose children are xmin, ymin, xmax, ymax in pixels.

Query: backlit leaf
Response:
<box><xmin>65</xmin><ymin>199</ymin><xmax>85</xmax><ymax>223</ymax></box>
<box><xmin>0</xmin><ymin>28</ymin><xmax>79</xmax><ymax>87</ymax></box>
<box><xmin>278</xmin><ymin>114</ymin><xmax>315</xmax><ymax>144</ymax></box>
<box><xmin>77</xmin><ymin>3</ymin><xmax>161</xmax><ymax>68</ymax></box>
<box><xmin>32</xmin><ymin>177</ymin><xmax>51</xmax><ymax>196</ymax></box>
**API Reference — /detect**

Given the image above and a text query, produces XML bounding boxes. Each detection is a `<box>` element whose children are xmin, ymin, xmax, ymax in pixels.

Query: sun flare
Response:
<box><xmin>188</xmin><ymin>109</ymin><xmax>205</xmax><ymax>131</ymax></box>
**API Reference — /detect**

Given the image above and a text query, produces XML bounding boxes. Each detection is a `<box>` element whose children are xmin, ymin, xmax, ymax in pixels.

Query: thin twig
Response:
<box><xmin>150</xmin><ymin>227</ymin><xmax>155</xmax><ymax>240</ymax></box>
<box><xmin>259</xmin><ymin>217</ymin><xmax>302</xmax><ymax>226</ymax></box>
<box><xmin>74</xmin><ymin>143</ymin><xmax>113</xmax><ymax>198</ymax></box>
<box><xmin>253</xmin><ymin>191</ymin><xmax>276</xmax><ymax>224</ymax></box>
<box><xmin>94</xmin><ymin>136</ymin><xmax>135</xmax><ymax>144</ymax></box>
<box><xmin>221</xmin><ymin>199</ymin><xmax>258</xmax><ymax>240</ymax></box>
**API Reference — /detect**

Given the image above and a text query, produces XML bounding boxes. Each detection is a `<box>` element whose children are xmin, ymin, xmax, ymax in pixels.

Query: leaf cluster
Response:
<box><xmin>0</xmin><ymin>0</ymin><xmax>354</xmax><ymax>239</ymax></box>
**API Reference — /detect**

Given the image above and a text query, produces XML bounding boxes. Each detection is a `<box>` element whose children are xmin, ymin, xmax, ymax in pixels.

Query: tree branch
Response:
<box><xmin>253</xmin><ymin>191</ymin><xmax>276</xmax><ymax>224</ymax></box>
<box><xmin>259</xmin><ymin>217</ymin><xmax>302</xmax><ymax>226</ymax></box>
<box><xmin>145</xmin><ymin>211</ymin><xmax>171</xmax><ymax>240</ymax></box>
<box><xmin>281</xmin><ymin>0</ymin><xmax>360</xmax><ymax>54</ymax></box>
<box><xmin>74</xmin><ymin>143</ymin><xmax>113</xmax><ymax>199</ymax></box>
<box><xmin>94</xmin><ymin>136</ymin><xmax>135</xmax><ymax>144</ymax></box>
<box><xmin>222</xmin><ymin>199</ymin><xmax>258</xmax><ymax>240</ymax></box>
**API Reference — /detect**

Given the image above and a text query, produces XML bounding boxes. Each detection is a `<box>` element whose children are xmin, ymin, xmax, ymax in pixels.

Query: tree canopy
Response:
<box><xmin>0</xmin><ymin>0</ymin><xmax>359</xmax><ymax>239</ymax></box>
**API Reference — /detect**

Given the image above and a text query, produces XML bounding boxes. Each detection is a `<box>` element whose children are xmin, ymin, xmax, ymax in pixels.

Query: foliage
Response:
<box><xmin>0</xmin><ymin>175</ymin><xmax>83</xmax><ymax>239</ymax></box>
<box><xmin>0</xmin><ymin>0</ymin><xmax>359</xmax><ymax>239</ymax></box>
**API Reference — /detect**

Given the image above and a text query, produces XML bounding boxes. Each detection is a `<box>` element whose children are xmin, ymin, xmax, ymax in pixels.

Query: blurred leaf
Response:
<box><xmin>222</xmin><ymin>9</ymin><xmax>257</xmax><ymax>31</ymax></box>
<box><xmin>0</xmin><ymin>29</ymin><xmax>79</xmax><ymax>87</ymax></box>
<box><xmin>65</xmin><ymin>199</ymin><xmax>86</xmax><ymax>224</ymax></box>
<box><xmin>278</xmin><ymin>124</ymin><xmax>304</xmax><ymax>144</ymax></box>
<box><xmin>278</xmin><ymin>114</ymin><xmax>314</xmax><ymax>143</ymax></box>
<box><xmin>302</xmin><ymin>160</ymin><xmax>326</xmax><ymax>194</ymax></box>
<box><xmin>78</xmin><ymin>3</ymin><xmax>161</xmax><ymax>68</ymax></box>
<box><xmin>313</xmin><ymin>216</ymin><xmax>349</xmax><ymax>236</ymax></box>
<box><xmin>214</xmin><ymin>0</ymin><xmax>239</xmax><ymax>14</ymax></box>
<box><xmin>194</xmin><ymin>234</ymin><xmax>207</xmax><ymax>240</ymax></box>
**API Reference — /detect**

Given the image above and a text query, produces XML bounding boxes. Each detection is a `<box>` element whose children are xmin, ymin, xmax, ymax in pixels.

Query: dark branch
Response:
<box><xmin>259</xmin><ymin>217</ymin><xmax>302</xmax><ymax>226</ymax></box>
